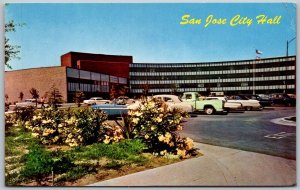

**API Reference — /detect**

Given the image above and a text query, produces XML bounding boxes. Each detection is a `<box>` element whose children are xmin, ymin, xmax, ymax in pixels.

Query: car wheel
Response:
<box><xmin>245</xmin><ymin>106</ymin><xmax>252</xmax><ymax>111</ymax></box>
<box><xmin>204</xmin><ymin>107</ymin><xmax>214</xmax><ymax>115</ymax></box>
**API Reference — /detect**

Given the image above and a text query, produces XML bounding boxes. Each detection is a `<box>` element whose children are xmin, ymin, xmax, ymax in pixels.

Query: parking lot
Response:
<box><xmin>180</xmin><ymin>107</ymin><xmax>296</xmax><ymax>160</ymax></box>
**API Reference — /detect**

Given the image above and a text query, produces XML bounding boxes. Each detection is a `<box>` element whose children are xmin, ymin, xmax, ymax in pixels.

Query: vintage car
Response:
<box><xmin>227</xmin><ymin>95</ymin><xmax>262</xmax><ymax>111</ymax></box>
<box><xmin>91</xmin><ymin>103</ymin><xmax>128</xmax><ymax>117</ymax></box>
<box><xmin>115</xmin><ymin>96</ymin><xmax>135</xmax><ymax>105</ymax></box>
<box><xmin>153</xmin><ymin>94</ymin><xmax>194</xmax><ymax>113</ymax></box>
<box><xmin>15</xmin><ymin>99</ymin><xmax>37</xmax><ymax>107</ymax></box>
<box><xmin>83</xmin><ymin>97</ymin><xmax>110</xmax><ymax>105</ymax></box>
<box><xmin>240</xmin><ymin>94</ymin><xmax>273</xmax><ymax>107</ymax></box>
<box><xmin>269</xmin><ymin>93</ymin><xmax>296</xmax><ymax>107</ymax></box>
<box><xmin>205</xmin><ymin>96</ymin><xmax>243</xmax><ymax>111</ymax></box>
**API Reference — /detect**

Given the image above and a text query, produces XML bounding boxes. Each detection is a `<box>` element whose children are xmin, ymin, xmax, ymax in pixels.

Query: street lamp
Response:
<box><xmin>286</xmin><ymin>37</ymin><xmax>296</xmax><ymax>56</ymax></box>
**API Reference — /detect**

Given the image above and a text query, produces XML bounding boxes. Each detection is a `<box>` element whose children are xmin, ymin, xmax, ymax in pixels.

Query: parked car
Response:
<box><xmin>91</xmin><ymin>104</ymin><xmax>128</xmax><ymax>117</ymax></box>
<box><xmin>269</xmin><ymin>93</ymin><xmax>296</xmax><ymax>107</ymax></box>
<box><xmin>181</xmin><ymin>92</ymin><xmax>227</xmax><ymax>115</ymax></box>
<box><xmin>227</xmin><ymin>95</ymin><xmax>262</xmax><ymax>111</ymax></box>
<box><xmin>153</xmin><ymin>94</ymin><xmax>194</xmax><ymax>113</ymax></box>
<box><xmin>83</xmin><ymin>97</ymin><xmax>110</xmax><ymax>105</ymax></box>
<box><xmin>240</xmin><ymin>94</ymin><xmax>273</xmax><ymax>107</ymax></box>
<box><xmin>205</xmin><ymin>96</ymin><xmax>243</xmax><ymax>111</ymax></box>
<box><xmin>115</xmin><ymin>96</ymin><xmax>135</xmax><ymax>105</ymax></box>
<box><xmin>15</xmin><ymin>99</ymin><xmax>37</xmax><ymax>107</ymax></box>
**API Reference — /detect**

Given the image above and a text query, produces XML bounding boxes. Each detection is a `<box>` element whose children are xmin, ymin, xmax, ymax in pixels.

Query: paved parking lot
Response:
<box><xmin>180</xmin><ymin>107</ymin><xmax>296</xmax><ymax>160</ymax></box>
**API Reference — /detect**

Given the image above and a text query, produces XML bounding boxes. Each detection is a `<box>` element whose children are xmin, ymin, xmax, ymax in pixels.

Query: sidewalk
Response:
<box><xmin>90</xmin><ymin>142</ymin><xmax>296</xmax><ymax>186</ymax></box>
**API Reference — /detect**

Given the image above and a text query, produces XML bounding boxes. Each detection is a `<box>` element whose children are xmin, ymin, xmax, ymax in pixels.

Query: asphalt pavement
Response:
<box><xmin>180</xmin><ymin>107</ymin><xmax>296</xmax><ymax>159</ymax></box>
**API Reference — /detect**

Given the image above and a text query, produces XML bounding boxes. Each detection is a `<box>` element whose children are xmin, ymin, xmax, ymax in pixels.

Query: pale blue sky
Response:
<box><xmin>5</xmin><ymin>3</ymin><xmax>296</xmax><ymax>70</ymax></box>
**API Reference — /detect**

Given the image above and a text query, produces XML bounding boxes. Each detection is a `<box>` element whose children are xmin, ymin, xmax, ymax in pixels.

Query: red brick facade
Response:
<box><xmin>5</xmin><ymin>66</ymin><xmax>68</xmax><ymax>104</ymax></box>
<box><xmin>61</xmin><ymin>52</ymin><xmax>132</xmax><ymax>78</ymax></box>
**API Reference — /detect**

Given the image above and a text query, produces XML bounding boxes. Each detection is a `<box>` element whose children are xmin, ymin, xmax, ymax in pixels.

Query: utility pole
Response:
<box><xmin>285</xmin><ymin>37</ymin><xmax>296</xmax><ymax>93</ymax></box>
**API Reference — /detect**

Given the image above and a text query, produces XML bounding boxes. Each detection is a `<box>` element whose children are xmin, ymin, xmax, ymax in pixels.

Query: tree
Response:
<box><xmin>73</xmin><ymin>91</ymin><xmax>85</xmax><ymax>107</ymax></box>
<box><xmin>109</xmin><ymin>84</ymin><xmax>117</xmax><ymax>100</ymax></box>
<box><xmin>29</xmin><ymin>88</ymin><xmax>39</xmax><ymax>107</ymax></box>
<box><xmin>19</xmin><ymin>91</ymin><xmax>24</xmax><ymax>102</ymax></box>
<box><xmin>48</xmin><ymin>85</ymin><xmax>63</xmax><ymax>109</ymax></box>
<box><xmin>5</xmin><ymin>94</ymin><xmax>9</xmax><ymax>102</ymax></box>
<box><xmin>5</xmin><ymin>20</ymin><xmax>24</xmax><ymax>69</ymax></box>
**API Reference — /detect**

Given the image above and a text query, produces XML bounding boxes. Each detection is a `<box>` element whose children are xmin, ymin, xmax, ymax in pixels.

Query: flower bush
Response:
<box><xmin>99</xmin><ymin>124</ymin><xmax>125</xmax><ymax>144</ymax></box>
<box><xmin>120</xmin><ymin>98</ymin><xmax>196</xmax><ymax>158</ymax></box>
<box><xmin>25</xmin><ymin>107</ymin><xmax>107</xmax><ymax>147</ymax></box>
<box><xmin>5</xmin><ymin>113</ymin><xmax>16</xmax><ymax>130</ymax></box>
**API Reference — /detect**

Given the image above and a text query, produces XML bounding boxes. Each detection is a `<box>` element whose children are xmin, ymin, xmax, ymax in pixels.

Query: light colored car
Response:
<box><xmin>153</xmin><ymin>94</ymin><xmax>194</xmax><ymax>113</ymax></box>
<box><xmin>205</xmin><ymin>96</ymin><xmax>243</xmax><ymax>111</ymax></box>
<box><xmin>227</xmin><ymin>95</ymin><xmax>262</xmax><ymax>111</ymax></box>
<box><xmin>15</xmin><ymin>99</ymin><xmax>37</xmax><ymax>107</ymax></box>
<box><xmin>83</xmin><ymin>97</ymin><xmax>110</xmax><ymax>105</ymax></box>
<box><xmin>115</xmin><ymin>96</ymin><xmax>135</xmax><ymax>105</ymax></box>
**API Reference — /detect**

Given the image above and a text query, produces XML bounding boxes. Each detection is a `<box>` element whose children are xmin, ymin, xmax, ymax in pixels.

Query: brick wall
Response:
<box><xmin>61</xmin><ymin>52</ymin><xmax>132</xmax><ymax>78</ymax></box>
<box><xmin>5</xmin><ymin>66</ymin><xmax>67</xmax><ymax>104</ymax></box>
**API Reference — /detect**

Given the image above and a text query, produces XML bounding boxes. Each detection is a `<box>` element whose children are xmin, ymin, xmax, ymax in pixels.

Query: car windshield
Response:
<box><xmin>239</xmin><ymin>96</ymin><xmax>249</xmax><ymax>100</ymax></box>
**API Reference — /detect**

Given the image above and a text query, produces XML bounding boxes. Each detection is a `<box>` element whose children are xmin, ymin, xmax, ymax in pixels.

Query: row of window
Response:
<box><xmin>67</xmin><ymin>68</ymin><xmax>127</xmax><ymax>84</ymax></box>
<box><xmin>130</xmin><ymin>57</ymin><xmax>295</xmax><ymax>68</ymax></box>
<box><xmin>130</xmin><ymin>75</ymin><xmax>295</xmax><ymax>85</ymax></box>
<box><xmin>131</xmin><ymin>85</ymin><xmax>295</xmax><ymax>93</ymax></box>
<box><xmin>130</xmin><ymin>66</ymin><xmax>295</xmax><ymax>76</ymax></box>
<box><xmin>68</xmin><ymin>82</ymin><xmax>109</xmax><ymax>93</ymax></box>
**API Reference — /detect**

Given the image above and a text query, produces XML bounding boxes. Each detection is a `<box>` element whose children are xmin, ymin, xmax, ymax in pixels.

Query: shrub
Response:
<box><xmin>14</xmin><ymin>106</ymin><xmax>35</xmax><ymax>123</ymax></box>
<box><xmin>120</xmin><ymin>98</ymin><xmax>195</xmax><ymax>158</ymax></box>
<box><xmin>5</xmin><ymin>113</ymin><xmax>16</xmax><ymax>130</ymax></box>
<box><xmin>25</xmin><ymin>107</ymin><xmax>107</xmax><ymax>147</ymax></box>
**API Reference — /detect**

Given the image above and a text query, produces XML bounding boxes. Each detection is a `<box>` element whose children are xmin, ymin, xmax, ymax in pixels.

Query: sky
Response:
<box><xmin>5</xmin><ymin>3</ymin><xmax>296</xmax><ymax>70</ymax></box>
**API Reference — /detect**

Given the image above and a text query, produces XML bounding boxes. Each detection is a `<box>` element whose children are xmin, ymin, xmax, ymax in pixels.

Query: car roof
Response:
<box><xmin>153</xmin><ymin>94</ymin><xmax>177</xmax><ymax>98</ymax></box>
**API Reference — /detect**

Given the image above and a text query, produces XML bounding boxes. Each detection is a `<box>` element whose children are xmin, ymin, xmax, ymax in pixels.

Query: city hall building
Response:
<box><xmin>5</xmin><ymin>52</ymin><xmax>296</xmax><ymax>104</ymax></box>
<box><xmin>130</xmin><ymin>56</ymin><xmax>296</xmax><ymax>96</ymax></box>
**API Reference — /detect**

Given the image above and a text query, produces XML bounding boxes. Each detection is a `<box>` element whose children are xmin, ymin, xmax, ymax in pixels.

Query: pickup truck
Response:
<box><xmin>181</xmin><ymin>92</ymin><xmax>227</xmax><ymax>115</ymax></box>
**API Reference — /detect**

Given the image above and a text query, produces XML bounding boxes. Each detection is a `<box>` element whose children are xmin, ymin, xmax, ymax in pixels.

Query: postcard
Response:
<box><xmin>4</xmin><ymin>2</ymin><xmax>296</xmax><ymax>187</ymax></box>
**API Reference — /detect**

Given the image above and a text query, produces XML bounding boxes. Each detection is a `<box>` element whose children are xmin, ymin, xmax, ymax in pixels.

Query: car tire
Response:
<box><xmin>204</xmin><ymin>107</ymin><xmax>214</xmax><ymax>115</ymax></box>
<box><xmin>245</xmin><ymin>106</ymin><xmax>252</xmax><ymax>111</ymax></box>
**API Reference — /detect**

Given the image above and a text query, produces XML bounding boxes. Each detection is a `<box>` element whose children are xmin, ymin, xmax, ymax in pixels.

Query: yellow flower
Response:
<box><xmin>135</xmin><ymin>111</ymin><xmax>143</xmax><ymax>117</ymax></box>
<box><xmin>177</xmin><ymin>125</ymin><xmax>183</xmax><ymax>131</ymax></box>
<box><xmin>165</xmin><ymin>132</ymin><xmax>172</xmax><ymax>139</ymax></box>
<box><xmin>177</xmin><ymin>148</ymin><xmax>187</xmax><ymax>158</ymax></box>
<box><xmin>160</xmin><ymin>150</ymin><xmax>167</xmax><ymax>156</ymax></box>
<box><xmin>132</xmin><ymin>117</ymin><xmax>140</xmax><ymax>125</ymax></box>
<box><xmin>184</xmin><ymin>137</ymin><xmax>194</xmax><ymax>150</ymax></box>
<box><xmin>32</xmin><ymin>133</ymin><xmax>39</xmax><ymax>137</ymax></box>
<box><xmin>155</xmin><ymin>117</ymin><xmax>162</xmax><ymax>123</ymax></box>
<box><xmin>169</xmin><ymin>142</ymin><xmax>174</xmax><ymax>147</ymax></box>
<box><xmin>103</xmin><ymin>138</ymin><xmax>110</xmax><ymax>144</ymax></box>
<box><xmin>58</xmin><ymin>123</ymin><xmax>63</xmax><ymax>128</ymax></box>
<box><xmin>151</xmin><ymin>126</ymin><xmax>156</xmax><ymax>131</ymax></box>
<box><xmin>144</xmin><ymin>134</ymin><xmax>149</xmax><ymax>139</ymax></box>
<box><xmin>158</xmin><ymin>135</ymin><xmax>165</xmax><ymax>142</ymax></box>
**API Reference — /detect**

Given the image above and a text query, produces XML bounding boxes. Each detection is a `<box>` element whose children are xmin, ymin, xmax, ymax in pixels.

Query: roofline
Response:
<box><xmin>5</xmin><ymin>66</ymin><xmax>65</xmax><ymax>72</ymax></box>
<box><xmin>61</xmin><ymin>51</ymin><xmax>133</xmax><ymax>58</ymax></box>
<box><xmin>132</xmin><ymin>55</ymin><xmax>296</xmax><ymax>65</ymax></box>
